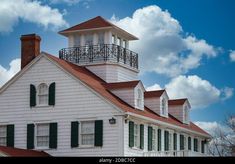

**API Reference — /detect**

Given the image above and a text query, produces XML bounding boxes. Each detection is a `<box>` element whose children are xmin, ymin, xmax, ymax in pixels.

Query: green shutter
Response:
<box><xmin>30</xmin><ymin>84</ymin><xmax>36</xmax><ymax>107</ymax></box>
<box><xmin>201</xmin><ymin>141</ymin><xmax>205</xmax><ymax>153</ymax></box>
<box><xmin>140</xmin><ymin>124</ymin><xmax>144</xmax><ymax>149</ymax></box>
<box><xmin>71</xmin><ymin>121</ymin><xmax>79</xmax><ymax>148</ymax></box>
<box><xmin>173</xmin><ymin>133</ymin><xmax>177</xmax><ymax>150</ymax></box>
<box><xmin>49</xmin><ymin>123</ymin><xmax>57</xmax><ymax>149</ymax></box>
<box><xmin>180</xmin><ymin>135</ymin><xmax>184</xmax><ymax>150</ymax></box>
<box><xmin>164</xmin><ymin>131</ymin><xmax>169</xmax><ymax>151</ymax></box>
<box><xmin>27</xmin><ymin>124</ymin><xmax>34</xmax><ymax>149</ymax></box>
<box><xmin>194</xmin><ymin>138</ymin><xmax>198</xmax><ymax>152</ymax></box>
<box><xmin>148</xmin><ymin>126</ymin><xmax>153</xmax><ymax>151</ymax></box>
<box><xmin>129</xmin><ymin>121</ymin><xmax>134</xmax><ymax>148</ymax></box>
<box><xmin>188</xmin><ymin>137</ymin><xmax>191</xmax><ymax>150</ymax></box>
<box><xmin>95</xmin><ymin>120</ymin><xmax>103</xmax><ymax>146</ymax></box>
<box><xmin>48</xmin><ymin>82</ymin><xmax>56</xmax><ymax>106</ymax></box>
<box><xmin>157</xmin><ymin>129</ymin><xmax>161</xmax><ymax>151</ymax></box>
<box><xmin>7</xmin><ymin>124</ymin><xmax>14</xmax><ymax>147</ymax></box>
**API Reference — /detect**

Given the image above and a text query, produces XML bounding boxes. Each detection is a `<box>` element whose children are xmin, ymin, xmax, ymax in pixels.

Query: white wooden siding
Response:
<box><xmin>110</xmin><ymin>88</ymin><xmax>135</xmax><ymax>108</ymax></box>
<box><xmin>0</xmin><ymin>56</ymin><xmax>124</xmax><ymax>156</ymax></box>
<box><xmin>145</xmin><ymin>97</ymin><xmax>160</xmax><ymax>115</ymax></box>
<box><xmin>86</xmin><ymin>64</ymin><xmax>138</xmax><ymax>83</ymax></box>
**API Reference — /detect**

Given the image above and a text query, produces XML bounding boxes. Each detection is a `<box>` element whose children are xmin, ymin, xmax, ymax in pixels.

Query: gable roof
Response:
<box><xmin>60</xmin><ymin>16</ymin><xmax>112</xmax><ymax>32</ymax></box>
<box><xmin>144</xmin><ymin>90</ymin><xmax>165</xmax><ymax>98</ymax></box>
<box><xmin>0</xmin><ymin>146</ymin><xmax>50</xmax><ymax>157</ymax></box>
<box><xmin>105</xmin><ymin>81</ymin><xmax>140</xmax><ymax>90</ymax></box>
<box><xmin>44</xmin><ymin>53</ymin><xmax>209</xmax><ymax>137</ymax></box>
<box><xmin>59</xmin><ymin>16</ymin><xmax>138</xmax><ymax>40</ymax></box>
<box><xmin>169</xmin><ymin>98</ymin><xmax>188</xmax><ymax>106</ymax></box>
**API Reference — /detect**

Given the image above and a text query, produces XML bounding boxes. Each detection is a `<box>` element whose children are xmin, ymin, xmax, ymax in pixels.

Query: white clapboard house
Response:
<box><xmin>0</xmin><ymin>16</ymin><xmax>211</xmax><ymax>156</ymax></box>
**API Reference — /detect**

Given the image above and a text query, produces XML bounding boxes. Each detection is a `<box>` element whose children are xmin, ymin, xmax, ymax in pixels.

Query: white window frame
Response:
<box><xmin>133</xmin><ymin>123</ymin><xmax>140</xmax><ymax>148</ymax></box>
<box><xmin>79</xmin><ymin>121</ymin><xmax>95</xmax><ymax>147</ymax></box>
<box><xmin>152</xmin><ymin>128</ymin><xmax>157</xmax><ymax>151</ymax></box>
<box><xmin>117</xmin><ymin>37</ymin><xmax>121</xmax><ymax>46</ymax></box>
<box><xmin>37</xmin><ymin>83</ymin><xmax>48</xmax><ymax>106</ymax></box>
<box><xmin>161</xmin><ymin>98</ymin><xmax>167</xmax><ymax>116</ymax></box>
<box><xmin>85</xmin><ymin>34</ymin><xmax>93</xmax><ymax>46</ymax></box>
<box><xmin>112</xmin><ymin>35</ymin><xmax>115</xmax><ymax>44</ymax></box>
<box><xmin>184</xmin><ymin>106</ymin><xmax>189</xmax><ymax>123</ymax></box>
<box><xmin>136</xmin><ymin>89</ymin><xmax>142</xmax><ymax>109</ymax></box>
<box><xmin>35</xmin><ymin>123</ymin><xmax>50</xmax><ymax>149</ymax></box>
<box><xmin>0</xmin><ymin>125</ymin><xmax>7</xmax><ymax>146</ymax></box>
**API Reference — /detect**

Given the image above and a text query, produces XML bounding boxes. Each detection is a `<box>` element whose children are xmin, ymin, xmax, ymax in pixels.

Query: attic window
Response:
<box><xmin>161</xmin><ymin>98</ymin><xmax>167</xmax><ymax>116</ymax></box>
<box><xmin>38</xmin><ymin>83</ymin><xmax>48</xmax><ymax>105</ymax></box>
<box><xmin>137</xmin><ymin>89</ymin><xmax>142</xmax><ymax>108</ymax></box>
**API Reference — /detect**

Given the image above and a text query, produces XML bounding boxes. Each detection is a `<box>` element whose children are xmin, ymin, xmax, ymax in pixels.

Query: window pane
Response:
<box><xmin>38</xmin><ymin>83</ymin><xmax>48</xmax><ymax>95</ymax></box>
<box><xmin>81</xmin><ymin>134</ymin><xmax>94</xmax><ymax>145</ymax></box>
<box><xmin>123</xmin><ymin>40</ymin><xmax>126</xmax><ymax>48</ymax></box>
<box><xmin>85</xmin><ymin>34</ymin><xmax>93</xmax><ymax>45</ymax></box>
<box><xmin>36</xmin><ymin>124</ymin><xmax>49</xmax><ymax>147</ymax></box>
<box><xmin>112</xmin><ymin>35</ymin><xmax>115</xmax><ymax>44</ymax></box>
<box><xmin>98</xmin><ymin>33</ymin><xmax>104</xmax><ymax>45</ymax></box>
<box><xmin>0</xmin><ymin>137</ymin><xmax>6</xmax><ymax>146</ymax></box>
<box><xmin>37</xmin><ymin>136</ymin><xmax>49</xmax><ymax>147</ymax></box>
<box><xmin>39</xmin><ymin>95</ymin><xmax>48</xmax><ymax>105</ymax></box>
<box><xmin>81</xmin><ymin>122</ymin><xmax>94</xmax><ymax>134</ymax></box>
<box><xmin>0</xmin><ymin>126</ymin><xmax>6</xmax><ymax>137</ymax></box>
<box><xmin>117</xmin><ymin>37</ymin><xmax>121</xmax><ymax>46</ymax></box>
<box><xmin>74</xmin><ymin>35</ymin><xmax>80</xmax><ymax>46</ymax></box>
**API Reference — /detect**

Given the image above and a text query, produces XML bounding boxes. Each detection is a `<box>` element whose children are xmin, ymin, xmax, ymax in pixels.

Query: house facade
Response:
<box><xmin>0</xmin><ymin>16</ymin><xmax>211</xmax><ymax>156</ymax></box>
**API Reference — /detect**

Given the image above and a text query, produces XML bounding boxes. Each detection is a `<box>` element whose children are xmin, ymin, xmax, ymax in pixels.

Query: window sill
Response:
<box><xmin>78</xmin><ymin>145</ymin><xmax>95</xmax><ymax>149</ymax></box>
<box><xmin>130</xmin><ymin>147</ymin><xmax>143</xmax><ymax>151</ymax></box>
<box><xmin>34</xmin><ymin>147</ymin><xmax>51</xmax><ymax>150</ymax></box>
<box><xmin>31</xmin><ymin>105</ymin><xmax>53</xmax><ymax>109</ymax></box>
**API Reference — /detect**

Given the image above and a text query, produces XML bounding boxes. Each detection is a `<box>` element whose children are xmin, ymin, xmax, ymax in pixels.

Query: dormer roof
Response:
<box><xmin>169</xmin><ymin>98</ymin><xmax>191</xmax><ymax>108</ymax></box>
<box><xmin>144</xmin><ymin>90</ymin><xmax>165</xmax><ymax>98</ymax></box>
<box><xmin>105</xmin><ymin>80</ymin><xmax>140</xmax><ymax>90</ymax></box>
<box><xmin>59</xmin><ymin>16</ymin><xmax>138</xmax><ymax>40</ymax></box>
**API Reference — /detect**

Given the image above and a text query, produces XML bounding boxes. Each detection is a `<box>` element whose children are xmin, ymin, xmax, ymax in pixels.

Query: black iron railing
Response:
<box><xmin>59</xmin><ymin>44</ymin><xmax>138</xmax><ymax>69</ymax></box>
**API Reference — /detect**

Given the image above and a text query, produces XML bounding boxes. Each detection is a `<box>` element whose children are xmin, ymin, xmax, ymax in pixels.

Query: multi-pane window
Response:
<box><xmin>161</xmin><ymin>98</ymin><xmax>167</xmax><ymax>116</ymax></box>
<box><xmin>74</xmin><ymin>35</ymin><xmax>80</xmax><ymax>47</ymax></box>
<box><xmin>134</xmin><ymin>124</ymin><xmax>140</xmax><ymax>148</ymax></box>
<box><xmin>184</xmin><ymin>106</ymin><xmax>189</xmax><ymax>123</ymax></box>
<box><xmin>81</xmin><ymin>121</ymin><xmax>95</xmax><ymax>146</ymax></box>
<box><xmin>38</xmin><ymin>83</ymin><xmax>48</xmax><ymax>105</ymax></box>
<box><xmin>98</xmin><ymin>33</ymin><xmax>104</xmax><ymax>45</ymax></box>
<box><xmin>0</xmin><ymin>125</ymin><xmax>7</xmax><ymax>146</ymax></box>
<box><xmin>137</xmin><ymin>89</ymin><xmax>142</xmax><ymax>108</ymax></box>
<box><xmin>152</xmin><ymin>129</ymin><xmax>156</xmax><ymax>151</ymax></box>
<box><xmin>85</xmin><ymin>34</ymin><xmax>93</xmax><ymax>46</ymax></box>
<box><xmin>36</xmin><ymin>124</ymin><xmax>49</xmax><ymax>148</ymax></box>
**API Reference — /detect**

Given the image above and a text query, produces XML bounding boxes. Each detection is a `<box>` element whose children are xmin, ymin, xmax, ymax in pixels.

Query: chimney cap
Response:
<box><xmin>20</xmin><ymin>33</ymin><xmax>41</xmax><ymax>41</ymax></box>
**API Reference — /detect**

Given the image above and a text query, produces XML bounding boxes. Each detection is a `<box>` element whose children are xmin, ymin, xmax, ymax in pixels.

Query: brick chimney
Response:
<box><xmin>20</xmin><ymin>34</ymin><xmax>41</xmax><ymax>69</ymax></box>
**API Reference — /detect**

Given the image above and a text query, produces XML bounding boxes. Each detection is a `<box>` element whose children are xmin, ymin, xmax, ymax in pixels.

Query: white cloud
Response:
<box><xmin>0</xmin><ymin>0</ymin><xmax>68</xmax><ymax>33</ymax></box>
<box><xmin>229</xmin><ymin>50</ymin><xmax>235</xmax><ymax>62</ymax></box>
<box><xmin>49</xmin><ymin>0</ymin><xmax>91</xmax><ymax>8</ymax></box>
<box><xmin>194</xmin><ymin>121</ymin><xmax>233</xmax><ymax>136</ymax></box>
<box><xmin>111</xmin><ymin>5</ymin><xmax>218</xmax><ymax>77</ymax></box>
<box><xmin>147</xmin><ymin>75</ymin><xmax>233</xmax><ymax>109</ymax></box>
<box><xmin>0</xmin><ymin>59</ymin><xmax>21</xmax><ymax>87</ymax></box>
<box><xmin>146</xmin><ymin>83</ymin><xmax>162</xmax><ymax>91</ymax></box>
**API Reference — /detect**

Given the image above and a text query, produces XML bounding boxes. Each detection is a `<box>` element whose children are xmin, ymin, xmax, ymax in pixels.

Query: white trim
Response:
<box><xmin>34</xmin><ymin>123</ymin><xmax>50</xmax><ymax>150</ymax></box>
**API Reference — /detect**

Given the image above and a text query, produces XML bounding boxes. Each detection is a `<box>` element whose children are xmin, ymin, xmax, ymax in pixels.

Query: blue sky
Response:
<box><xmin>0</xmin><ymin>0</ymin><xmax>235</xmax><ymax>132</ymax></box>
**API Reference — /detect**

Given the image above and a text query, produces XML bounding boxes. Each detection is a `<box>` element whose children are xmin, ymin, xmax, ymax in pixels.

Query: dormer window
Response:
<box><xmin>184</xmin><ymin>106</ymin><xmax>189</xmax><ymax>123</ymax></box>
<box><xmin>137</xmin><ymin>89</ymin><xmax>142</xmax><ymax>108</ymax></box>
<box><xmin>38</xmin><ymin>83</ymin><xmax>48</xmax><ymax>105</ymax></box>
<box><xmin>161</xmin><ymin>98</ymin><xmax>167</xmax><ymax>116</ymax></box>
